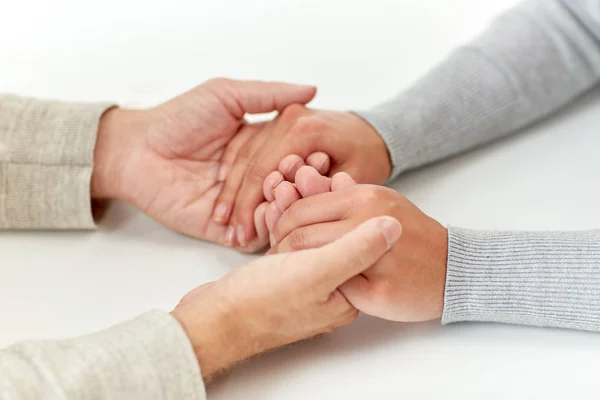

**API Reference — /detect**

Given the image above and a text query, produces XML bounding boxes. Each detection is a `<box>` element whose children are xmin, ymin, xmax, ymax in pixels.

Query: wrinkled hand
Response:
<box><xmin>268</xmin><ymin>166</ymin><xmax>448</xmax><ymax>322</ymax></box>
<box><xmin>91</xmin><ymin>78</ymin><xmax>316</xmax><ymax>250</ymax></box>
<box><xmin>211</xmin><ymin>105</ymin><xmax>392</xmax><ymax>249</ymax></box>
<box><xmin>170</xmin><ymin>216</ymin><xmax>402</xmax><ymax>380</ymax></box>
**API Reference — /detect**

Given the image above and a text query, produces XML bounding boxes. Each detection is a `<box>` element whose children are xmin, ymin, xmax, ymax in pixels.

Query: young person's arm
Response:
<box><xmin>357</xmin><ymin>0</ymin><xmax>600</xmax><ymax>179</ymax></box>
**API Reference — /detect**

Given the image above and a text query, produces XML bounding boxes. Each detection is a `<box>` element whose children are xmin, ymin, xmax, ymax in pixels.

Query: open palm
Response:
<box><xmin>112</xmin><ymin>79</ymin><xmax>316</xmax><ymax>250</ymax></box>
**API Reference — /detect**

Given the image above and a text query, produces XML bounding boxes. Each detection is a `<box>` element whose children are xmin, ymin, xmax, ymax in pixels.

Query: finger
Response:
<box><xmin>212</xmin><ymin>121</ymin><xmax>274</xmax><ymax>224</ymax></box>
<box><xmin>273</xmin><ymin>189</ymin><xmax>354</xmax><ymax>242</ymax></box>
<box><xmin>254</xmin><ymin>201</ymin><xmax>270</xmax><ymax>242</ymax></box>
<box><xmin>278</xmin><ymin>154</ymin><xmax>306</xmax><ymax>182</ymax></box>
<box><xmin>263</xmin><ymin>171</ymin><xmax>284</xmax><ymax>202</ymax></box>
<box><xmin>217</xmin><ymin>122</ymin><xmax>264</xmax><ymax>182</ymax></box>
<box><xmin>273</xmin><ymin>181</ymin><xmax>301</xmax><ymax>229</ymax></box>
<box><xmin>305</xmin><ymin>152</ymin><xmax>331</xmax><ymax>175</ymax></box>
<box><xmin>269</xmin><ymin>220</ymin><xmax>357</xmax><ymax>254</ymax></box>
<box><xmin>230</xmin><ymin>108</ymin><xmax>315</xmax><ymax>246</ymax></box>
<box><xmin>331</xmin><ymin>172</ymin><xmax>357</xmax><ymax>191</ymax></box>
<box><xmin>265</xmin><ymin>202</ymin><xmax>282</xmax><ymax>242</ymax></box>
<box><xmin>306</xmin><ymin>216</ymin><xmax>402</xmax><ymax>290</ymax></box>
<box><xmin>294</xmin><ymin>165</ymin><xmax>331</xmax><ymax>198</ymax></box>
<box><xmin>338</xmin><ymin>275</ymin><xmax>371</xmax><ymax>313</ymax></box>
<box><xmin>206</xmin><ymin>78</ymin><xmax>317</xmax><ymax>118</ymax></box>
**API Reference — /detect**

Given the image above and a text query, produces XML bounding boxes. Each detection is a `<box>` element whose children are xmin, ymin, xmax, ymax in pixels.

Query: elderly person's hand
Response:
<box><xmin>170</xmin><ymin>216</ymin><xmax>402</xmax><ymax>380</ymax></box>
<box><xmin>90</xmin><ymin>78</ymin><xmax>317</xmax><ymax>252</ymax></box>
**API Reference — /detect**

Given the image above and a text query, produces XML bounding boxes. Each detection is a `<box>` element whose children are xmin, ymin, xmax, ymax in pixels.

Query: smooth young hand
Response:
<box><xmin>267</xmin><ymin>166</ymin><xmax>448</xmax><ymax>322</ymax></box>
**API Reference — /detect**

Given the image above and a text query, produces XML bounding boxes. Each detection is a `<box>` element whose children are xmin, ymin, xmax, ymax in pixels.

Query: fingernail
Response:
<box><xmin>271</xmin><ymin>175</ymin><xmax>284</xmax><ymax>194</ymax></box>
<box><xmin>225</xmin><ymin>226</ymin><xmax>236</xmax><ymax>247</ymax></box>
<box><xmin>269</xmin><ymin>233</ymin><xmax>276</xmax><ymax>247</ymax></box>
<box><xmin>213</xmin><ymin>203</ymin><xmax>228</xmax><ymax>222</ymax></box>
<box><xmin>218</xmin><ymin>164</ymin><xmax>228</xmax><ymax>182</ymax></box>
<box><xmin>237</xmin><ymin>225</ymin><xmax>247</xmax><ymax>247</ymax></box>
<box><xmin>379</xmin><ymin>218</ymin><xmax>402</xmax><ymax>248</ymax></box>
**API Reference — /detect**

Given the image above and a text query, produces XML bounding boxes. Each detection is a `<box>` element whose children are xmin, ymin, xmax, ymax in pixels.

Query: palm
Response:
<box><xmin>133</xmin><ymin>114</ymin><xmax>258</xmax><ymax>245</ymax></box>
<box><xmin>115</xmin><ymin>79</ymin><xmax>316</xmax><ymax>248</ymax></box>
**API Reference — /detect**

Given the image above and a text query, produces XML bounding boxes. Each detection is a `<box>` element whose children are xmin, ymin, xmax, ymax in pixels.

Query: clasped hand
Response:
<box><xmin>92</xmin><ymin>78</ymin><xmax>447</xmax><ymax>378</ymax></box>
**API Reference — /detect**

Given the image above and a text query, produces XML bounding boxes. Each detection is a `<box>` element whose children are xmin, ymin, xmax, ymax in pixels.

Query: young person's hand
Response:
<box><xmin>211</xmin><ymin>105</ymin><xmax>392</xmax><ymax>249</ymax></box>
<box><xmin>170</xmin><ymin>216</ymin><xmax>402</xmax><ymax>380</ymax></box>
<box><xmin>268</xmin><ymin>166</ymin><xmax>447</xmax><ymax>322</ymax></box>
<box><xmin>91</xmin><ymin>78</ymin><xmax>316</xmax><ymax>252</ymax></box>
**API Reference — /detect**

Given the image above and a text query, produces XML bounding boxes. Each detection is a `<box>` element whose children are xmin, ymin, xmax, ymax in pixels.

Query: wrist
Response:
<box><xmin>91</xmin><ymin>108</ymin><xmax>147</xmax><ymax>200</ymax></box>
<box><xmin>171</xmin><ymin>287</ymin><xmax>258</xmax><ymax>382</ymax></box>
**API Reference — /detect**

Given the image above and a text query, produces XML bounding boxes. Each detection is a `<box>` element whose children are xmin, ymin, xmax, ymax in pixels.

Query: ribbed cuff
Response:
<box><xmin>0</xmin><ymin>95</ymin><xmax>114</xmax><ymax>228</ymax></box>
<box><xmin>442</xmin><ymin>227</ymin><xmax>600</xmax><ymax>332</ymax></box>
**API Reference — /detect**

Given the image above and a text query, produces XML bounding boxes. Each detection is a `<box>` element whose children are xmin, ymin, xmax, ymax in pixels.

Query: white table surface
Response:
<box><xmin>2</xmin><ymin>0</ymin><xmax>600</xmax><ymax>398</ymax></box>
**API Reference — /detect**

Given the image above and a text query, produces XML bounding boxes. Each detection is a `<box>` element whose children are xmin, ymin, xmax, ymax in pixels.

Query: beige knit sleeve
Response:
<box><xmin>0</xmin><ymin>94</ymin><xmax>114</xmax><ymax>229</ymax></box>
<box><xmin>0</xmin><ymin>310</ymin><xmax>207</xmax><ymax>399</ymax></box>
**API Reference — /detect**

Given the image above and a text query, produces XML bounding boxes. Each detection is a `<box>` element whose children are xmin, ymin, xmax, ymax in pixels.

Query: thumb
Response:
<box><xmin>207</xmin><ymin>78</ymin><xmax>317</xmax><ymax>117</ymax></box>
<box><xmin>307</xmin><ymin>216</ymin><xmax>402</xmax><ymax>292</ymax></box>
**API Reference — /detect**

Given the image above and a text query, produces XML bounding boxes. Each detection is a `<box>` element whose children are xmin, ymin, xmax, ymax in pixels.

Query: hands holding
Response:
<box><xmin>89</xmin><ymin>78</ymin><xmax>447</xmax><ymax>378</ymax></box>
<box><xmin>211</xmin><ymin>105</ymin><xmax>393</xmax><ymax>249</ymax></box>
<box><xmin>265</xmin><ymin>166</ymin><xmax>448</xmax><ymax>323</ymax></box>
<box><xmin>170</xmin><ymin>215</ymin><xmax>402</xmax><ymax>380</ymax></box>
<box><xmin>91</xmin><ymin>78</ymin><xmax>317</xmax><ymax>252</ymax></box>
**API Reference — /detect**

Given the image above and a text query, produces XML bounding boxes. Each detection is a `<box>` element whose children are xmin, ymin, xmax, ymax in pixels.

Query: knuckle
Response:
<box><xmin>205</xmin><ymin>77</ymin><xmax>231</xmax><ymax>89</ymax></box>
<box><xmin>358</xmin><ymin>185</ymin><xmax>387</xmax><ymax>205</ymax></box>
<box><xmin>287</xmin><ymin>229</ymin><xmax>309</xmax><ymax>250</ymax></box>
<box><xmin>280</xmin><ymin>103</ymin><xmax>308</xmax><ymax>123</ymax></box>
<box><xmin>290</xmin><ymin>116</ymin><xmax>324</xmax><ymax>135</ymax></box>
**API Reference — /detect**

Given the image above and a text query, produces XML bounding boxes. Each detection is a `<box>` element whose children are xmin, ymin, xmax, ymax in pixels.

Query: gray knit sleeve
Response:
<box><xmin>355</xmin><ymin>0</ymin><xmax>600</xmax><ymax>180</ymax></box>
<box><xmin>442</xmin><ymin>227</ymin><xmax>600</xmax><ymax>331</ymax></box>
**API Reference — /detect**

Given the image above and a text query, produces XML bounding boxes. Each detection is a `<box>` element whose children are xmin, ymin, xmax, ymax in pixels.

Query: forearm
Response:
<box><xmin>356</xmin><ymin>0</ymin><xmax>600</xmax><ymax>180</ymax></box>
<box><xmin>443</xmin><ymin>228</ymin><xmax>600</xmax><ymax>331</ymax></box>
<box><xmin>0</xmin><ymin>311</ymin><xmax>206</xmax><ymax>399</ymax></box>
<box><xmin>0</xmin><ymin>95</ymin><xmax>114</xmax><ymax>229</ymax></box>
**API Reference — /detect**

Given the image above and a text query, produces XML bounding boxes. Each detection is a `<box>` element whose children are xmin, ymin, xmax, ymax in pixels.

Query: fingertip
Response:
<box><xmin>213</xmin><ymin>202</ymin><xmax>230</xmax><ymax>224</ymax></box>
<box><xmin>254</xmin><ymin>201</ymin><xmax>270</xmax><ymax>241</ymax></box>
<box><xmin>306</xmin><ymin>152</ymin><xmax>331</xmax><ymax>175</ymax></box>
<box><xmin>265</xmin><ymin>201</ymin><xmax>282</xmax><ymax>234</ymax></box>
<box><xmin>263</xmin><ymin>171</ymin><xmax>284</xmax><ymax>201</ymax></box>
<box><xmin>278</xmin><ymin>154</ymin><xmax>305</xmax><ymax>182</ymax></box>
<box><xmin>225</xmin><ymin>225</ymin><xmax>237</xmax><ymax>247</ymax></box>
<box><xmin>295</xmin><ymin>165</ymin><xmax>331</xmax><ymax>198</ymax></box>
<box><xmin>217</xmin><ymin>163</ymin><xmax>229</xmax><ymax>182</ymax></box>
<box><xmin>376</xmin><ymin>216</ymin><xmax>403</xmax><ymax>248</ymax></box>
<box><xmin>331</xmin><ymin>172</ymin><xmax>357</xmax><ymax>191</ymax></box>
<box><xmin>274</xmin><ymin>181</ymin><xmax>301</xmax><ymax>213</ymax></box>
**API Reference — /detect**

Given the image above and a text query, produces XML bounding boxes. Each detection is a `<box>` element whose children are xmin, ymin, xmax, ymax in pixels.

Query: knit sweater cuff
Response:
<box><xmin>0</xmin><ymin>95</ymin><xmax>114</xmax><ymax>229</ymax></box>
<box><xmin>353</xmin><ymin>47</ymin><xmax>515</xmax><ymax>183</ymax></box>
<box><xmin>442</xmin><ymin>227</ymin><xmax>600</xmax><ymax>331</ymax></box>
<box><xmin>0</xmin><ymin>310</ymin><xmax>206</xmax><ymax>399</ymax></box>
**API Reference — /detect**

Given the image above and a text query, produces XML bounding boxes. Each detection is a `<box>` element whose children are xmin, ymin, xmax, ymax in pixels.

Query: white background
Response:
<box><xmin>2</xmin><ymin>0</ymin><xmax>600</xmax><ymax>398</ymax></box>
